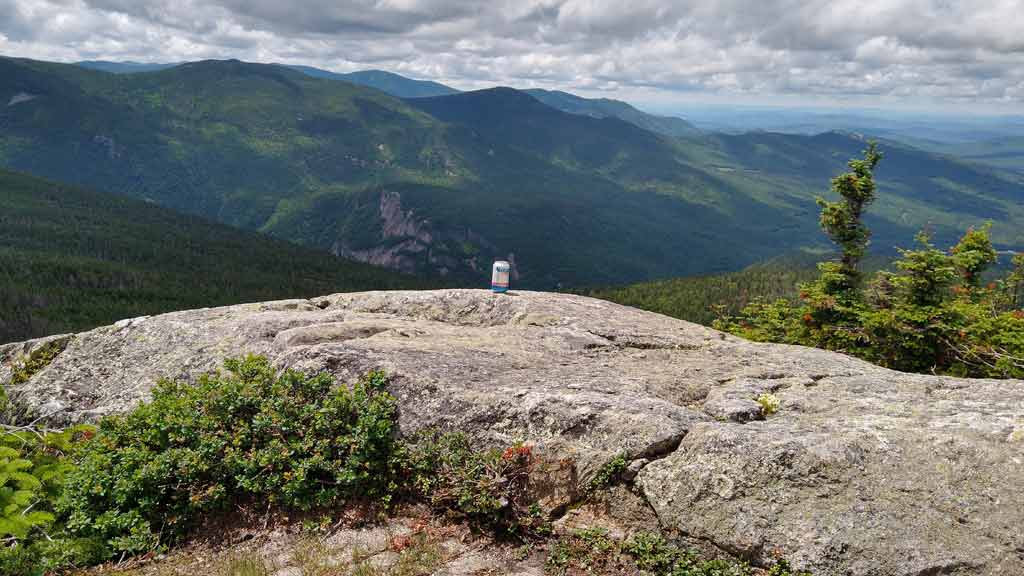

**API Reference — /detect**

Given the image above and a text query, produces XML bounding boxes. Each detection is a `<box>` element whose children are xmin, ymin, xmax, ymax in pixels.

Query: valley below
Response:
<box><xmin>3</xmin><ymin>57</ymin><xmax>1023</xmax><ymax>291</ymax></box>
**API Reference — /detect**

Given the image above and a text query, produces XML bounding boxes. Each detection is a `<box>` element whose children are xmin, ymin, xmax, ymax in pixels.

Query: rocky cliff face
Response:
<box><xmin>332</xmin><ymin>190</ymin><xmax>498</xmax><ymax>277</ymax></box>
<box><xmin>2</xmin><ymin>290</ymin><xmax>1022</xmax><ymax>575</ymax></box>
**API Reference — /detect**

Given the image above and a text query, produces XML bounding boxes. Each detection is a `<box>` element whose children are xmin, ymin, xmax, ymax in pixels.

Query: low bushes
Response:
<box><xmin>0</xmin><ymin>426</ymin><xmax>94</xmax><ymax>576</ymax></box>
<box><xmin>0</xmin><ymin>356</ymin><xmax>543</xmax><ymax>574</ymax></box>
<box><xmin>715</xmin><ymin>144</ymin><xmax>1024</xmax><ymax>379</ymax></box>
<box><xmin>57</xmin><ymin>355</ymin><xmax>402</xmax><ymax>561</ymax></box>
<box><xmin>0</xmin><ymin>356</ymin><xmax>809</xmax><ymax>575</ymax></box>
<box><xmin>1</xmin><ymin>356</ymin><xmax>408</xmax><ymax>573</ymax></box>
<box><xmin>402</xmin><ymin>431</ymin><xmax>538</xmax><ymax>534</ymax></box>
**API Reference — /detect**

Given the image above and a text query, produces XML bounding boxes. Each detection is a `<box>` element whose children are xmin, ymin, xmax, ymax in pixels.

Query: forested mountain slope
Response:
<box><xmin>74</xmin><ymin>60</ymin><xmax>699</xmax><ymax>136</ymax></box>
<box><xmin>292</xmin><ymin>66</ymin><xmax>459</xmax><ymax>98</ymax></box>
<box><xmin>0</xmin><ymin>169</ymin><xmax>428</xmax><ymax>343</ymax></box>
<box><xmin>523</xmin><ymin>88</ymin><xmax>701</xmax><ymax>138</ymax></box>
<box><xmin>3</xmin><ymin>56</ymin><xmax>1021</xmax><ymax>288</ymax></box>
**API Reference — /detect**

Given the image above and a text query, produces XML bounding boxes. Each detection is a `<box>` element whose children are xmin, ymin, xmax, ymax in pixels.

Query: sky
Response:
<box><xmin>2</xmin><ymin>0</ymin><xmax>1023</xmax><ymax>114</ymax></box>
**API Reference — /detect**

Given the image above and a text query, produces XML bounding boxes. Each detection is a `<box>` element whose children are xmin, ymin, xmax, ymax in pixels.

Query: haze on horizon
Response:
<box><xmin>1</xmin><ymin>0</ymin><xmax>1022</xmax><ymax>116</ymax></box>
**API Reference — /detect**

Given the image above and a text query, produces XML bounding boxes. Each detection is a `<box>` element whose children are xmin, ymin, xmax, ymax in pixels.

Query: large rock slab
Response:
<box><xmin>2</xmin><ymin>289</ymin><xmax>1022</xmax><ymax>575</ymax></box>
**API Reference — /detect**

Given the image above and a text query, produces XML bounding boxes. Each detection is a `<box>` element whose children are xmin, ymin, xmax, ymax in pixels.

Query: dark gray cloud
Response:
<box><xmin>1</xmin><ymin>0</ymin><xmax>1021</xmax><ymax>110</ymax></box>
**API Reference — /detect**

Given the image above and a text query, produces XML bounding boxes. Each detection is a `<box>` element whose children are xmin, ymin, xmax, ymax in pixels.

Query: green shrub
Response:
<box><xmin>588</xmin><ymin>453</ymin><xmax>627</xmax><ymax>492</ymax></box>
<box><xmin>57</xmin><ymin>355</ymin><xmax>402</xmax><ymax>560</ymax></box>
<box><xmin>545</xmin><ymin>527</ymin><xmax>624</xmax><ymax>575</ymax></box>
<box><xmin>623</xmin><ymin>530</ymin><xmax>692</xmax><ymax>573</ymax></box>
<box><xmin>0</xmin><ymin>446</ymin><xmax>54</xmax><ymax>541</ymax></box>
<box><xmin>0</xmin><ymin>356</ymin><xmax>551</xmax><ymax>572</ymax></box>
<box><xmin>623</xmin><ymin>531</ymin><xmax>811</xmax><ymax>576</ymax></box>
<box><xmin>624</xmin><ymin>531</ymin><xmax>745</xmax><ymax>576</ymax></box>
<box><xmin>1</xmin><ymin>355</ymin><xmax>813</xmax><ymax>575</ymax></box>
<box><xmin>0</xmin><ymin>425</ymin><xmax>94</xmax><ymax>575</ymax></box>
<box><xmin>402</xmin><ymin>431</ymin><xmax>536</xmax><ymax>534</ymax></box>
<box><xmin>716</xmin><ymin>145</ymin><xmax>1024</xmax><ymax>379</ymax></box>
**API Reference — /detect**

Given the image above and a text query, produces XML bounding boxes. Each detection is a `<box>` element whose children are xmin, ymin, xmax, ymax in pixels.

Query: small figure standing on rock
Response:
<box><xmin>492</xmin><ymin>260</ymin><xmax>511</xmax><ymax>293</ymax></box>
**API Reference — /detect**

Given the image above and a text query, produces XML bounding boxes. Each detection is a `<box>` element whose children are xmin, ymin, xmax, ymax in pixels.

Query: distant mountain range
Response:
<box><xmin>2</xmin><ymin>56</ymin><xmax>1021</xmax><ymax>289</ymax></box>
<box><xmin>75</xmin><ymin>60</ymin><xmax>179</xmax><ymax>74</ymax></box>
<box><xmin>286</xmin><ymin>66</ymin><xmax>460</xmax><ymax>98</ymax></box>
<box><xmin>523</xmin><ymin>89</ymin><xmax>700</xmax><ymax>138</ymax></box>
<box><xmin>74</xmin><ymin>60</ymin><xmax>700</xmax><ymax>139</ymax></box>
<box><xmin>908</xmin><ymin>136</ymin><xmax>1024</xmax><ymax>177</ymax></box>
<box><xmin>77</xmin><ymin>59</ymin><xmax>459</xmax><ymax>97</ymax></box>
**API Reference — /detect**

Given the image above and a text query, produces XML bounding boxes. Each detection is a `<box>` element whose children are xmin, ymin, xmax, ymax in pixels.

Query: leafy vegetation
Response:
<box><xmin>586</xmin><ymin>256</ymin><xmax>821</xmax><ymax>326</ymax></box>
<box><xmin>59</xmin><ymin>357</ymin><xmax>402</xmax><ymax>560</ymax></box>
<box><xmin>0</xmin><ymin>426</ymin><xmax>95</xmax><ymax>576</ymax></box>
<box><xmin>0</xmin><ymin>356</ymin><xmax>811</xmax><ymax>574</ymax></box>
<box><xmin>1</xmin><ymin>357</ymin><xmax>409</xmax><ymax>572</ymax></box>
<box><xmin>715</xmin><ymin>145</ymin><xmax>1024</xmax><ymax>378</ymax></box>
<box><xmin>402</xmin><ymin>431</ymin><xmax>541</xmax><ymax>535</ymax></box>
<box><xmin>0</xmin><ymin>357</ymin><xmax>536</xmax><ymax>573</ymax></box>
<box><xmin>587</xmin><ymin>453</ymin><xmax>628</xmax><ymax>492</ymax></box>
<box><xmin>545</xmin><ymin>527</ymin><xmax>627</xmax><ymax>574</ymax></box>
<box><xmin>0</xmin><ymin>169</ymin><xmax>432</xmax><ymax>344</ymax></box>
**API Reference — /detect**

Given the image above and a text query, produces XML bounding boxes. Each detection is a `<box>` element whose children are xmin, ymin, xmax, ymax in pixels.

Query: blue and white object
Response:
<box><xmin>491</xmin><ymin>260</ymin><xmax>511</xmax><ymax>293</ymax></box>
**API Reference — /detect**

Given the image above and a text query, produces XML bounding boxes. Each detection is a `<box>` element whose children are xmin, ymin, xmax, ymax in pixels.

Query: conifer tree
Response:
<box><xmin>815</xmin><ymin>142</ymin><xmax>881</xmax><ymax>292</ymax></box>
<box><xmin>1007</xmin><ymin>254</ymin><xmax>1024</xmax><ymax>309</ymax></box>
<box><xmin>715</xmin><ymin>142</ymin><xmax>1024</xmax><ymax>378</ymax></box>
<box><xmin>950</xmin><ymin>223</ymin><xmax>997</xmax><ymax>289</ymax></box>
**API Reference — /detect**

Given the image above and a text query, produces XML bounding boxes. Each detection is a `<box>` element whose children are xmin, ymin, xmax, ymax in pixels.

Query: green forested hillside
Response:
<box><xmin>297</xmin><ymin>67</ymin><xmax>459</xmax><ymax>97</ymax></box>
<box><xmin>3</xmin><ymin>56</ymin><xmax>1022</xmax><ymax>288</ymax></box>
<box><xmin>77</xmin><ymin>61</ymin><xmax>702</xmax><ymax>136</ymax></box>
<box><xmin>75</xmin><ymin>60</ymin><xmax>178</xmax><ymax>74</ymax></box>
<box><xmin>407</xmin><ymin>87</ymin><xmax>686</xmax><ymax>177</ymax></box>
<box><xmin>0</xmin><ymin>57</ymin><xmax>787</xmax><ymax>286</ymax></box>
<box><xmin>76</xmin><ymin>60</ymin><xmax>461</xmax><ymax>97</ymax></box>
<box><xmin>523</xmin><ymin>88</ymin><xmax>701</xmax><ymax>138</ymax></box>
<box><xmin>586</xmin><ymin>257</ymin><xmax>819</xmax><ymax>326</ymax></box>
<box><xmin>587</xmin><ymin>253</ymin><xmax>897</xmax><ymax>326</ymax></box>
<box><xmin>700</xmin><ymin>131</ymin><xmax>1024</xmax><ymax>250</ymax></box>
<box><xmin>408</xmin><ymin>89</ymin><xmax>1024</xmax><ymax>252</ymax></box>
<box><xmin>0</xmin><ymin>169</ymin><xmax>430</xmax><ymax>344</ymax></box>
<box><xmin>907</xmin><ymin>136</ymin><xmax>1024</xmax><ymax>176</ymax></box>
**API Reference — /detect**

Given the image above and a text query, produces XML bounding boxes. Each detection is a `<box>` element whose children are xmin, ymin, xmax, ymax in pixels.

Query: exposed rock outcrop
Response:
<box><xmin>7</xmin><ymin>92</ymin><xmax>37</xmax><ymax>106</ymax></box>
<box><xmin>332</xmin><ymin>190</ymin><xmax>498</xmax><ymax>277</ymax></box>
<box><xmin>333</xmin><ymin>190</ymin><xmax>435</xmax><ymax>274</ymax></box>
<box><xmin>2</xmin><ymin>290</ymin><xmax>1022</xmax><ymax>575</ymax></box>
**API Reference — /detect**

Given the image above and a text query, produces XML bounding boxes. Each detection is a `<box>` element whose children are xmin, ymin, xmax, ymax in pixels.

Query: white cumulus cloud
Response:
<box><xmin>0</xmin><ymin>0</ymin><xmax>1021</xmax><ymax>110</ymax></box>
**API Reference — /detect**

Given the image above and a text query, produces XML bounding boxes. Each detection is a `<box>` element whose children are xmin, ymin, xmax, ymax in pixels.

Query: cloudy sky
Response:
<box><xmin>1</xmin><ymin>0</ymin><xmax>1022</xmax><ymax>113</ymax></box>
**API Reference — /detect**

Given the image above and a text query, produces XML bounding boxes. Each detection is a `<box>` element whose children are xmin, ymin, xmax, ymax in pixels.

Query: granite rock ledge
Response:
<box><xmin>2</xmin><ymin>289</ymin><xmax>1022</xmax><ymax>575</ymax></box>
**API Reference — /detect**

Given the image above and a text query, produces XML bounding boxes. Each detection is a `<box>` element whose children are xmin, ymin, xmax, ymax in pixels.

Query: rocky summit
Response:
<box><xmin>2</xmin><ymin>290</ymin><xmax>1022</xmax><ymax>575</ymax></box>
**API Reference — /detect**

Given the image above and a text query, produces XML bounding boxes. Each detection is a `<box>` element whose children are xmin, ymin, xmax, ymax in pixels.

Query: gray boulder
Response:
<box><xmin>2</xmin><ymin>289</ymin><xmax>1022</xmax><ymax>575</ymax></box>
